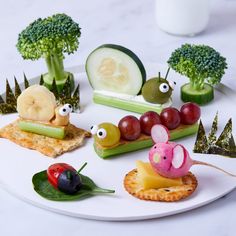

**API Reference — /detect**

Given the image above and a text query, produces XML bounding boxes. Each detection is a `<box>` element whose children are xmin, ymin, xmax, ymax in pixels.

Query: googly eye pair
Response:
<box><xmin>90</xmin><ymin>125</ymin><xmax>107</xmax><ymax>139</ymax></box>
<box><xmin>59</xmin><ymin>104</ymin><xmax>73</xmax><ymax>116</ymax></box>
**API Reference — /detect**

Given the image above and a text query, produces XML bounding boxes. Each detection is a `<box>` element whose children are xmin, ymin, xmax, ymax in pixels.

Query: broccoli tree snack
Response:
<box><xmin>33</xmin><ymin>163</ymin><xmax>115</xmax><ymax>201</ymax></box>
<box><xmin>168</xmin><ymin>44</ymin><xmax>227</xmax><ymax>105</ymax></box>
<box><xmin>16</xmin><ymin>13</ymin><xmax>81</xmax><ymax>91</ymax></box>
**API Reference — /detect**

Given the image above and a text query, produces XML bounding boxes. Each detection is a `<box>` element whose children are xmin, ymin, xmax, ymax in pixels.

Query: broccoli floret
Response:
<box><xmin>16</xmin><ymin>13</ymin><xmax>81</xmax><ymax>90</ymax></box>
<box><xmin>168</xmin><ymin>44</ymin><xmax>227</xmax><ymax>90</ymax></box>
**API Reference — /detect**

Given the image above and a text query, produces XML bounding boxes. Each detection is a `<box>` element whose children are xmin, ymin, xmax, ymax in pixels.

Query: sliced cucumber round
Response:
<box><xmin>181</xmin><ymin>83</ymin><xmax>214</xmax><ymax>105</ymax></box>
<box><xmin>86</xmin><ymin>44</ymin><xmax>146</xmax><ymax>95</ymax></box>
<box><xmin>43</xmin><ymin>72</ymin><xmax>75</xmax><ymax>92</ymax></box>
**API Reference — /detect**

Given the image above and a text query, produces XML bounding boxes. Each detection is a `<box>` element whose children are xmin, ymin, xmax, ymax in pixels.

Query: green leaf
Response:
<box><xmin>32</xmin><ymin>170</ymin><xmax>115</xmax><ymax>201</ymax></box>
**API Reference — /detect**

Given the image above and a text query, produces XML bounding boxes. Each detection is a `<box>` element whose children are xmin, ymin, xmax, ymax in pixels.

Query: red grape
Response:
<box><xmin>118</xmin><ymin>115</ymin><xmax>141</xmax><ymax>141</ymax></box>
<box><xmin>180</xmin><ymin>102</ymin><xmax>201</xmax><ymax>125</ymax></box>
<box><xmin>140</xmin><ymin>111</ymin><xmax>161</xmax><ymax>135</ymax></box>
<box><xmin>160</xmin><ymin>107</ymin><xmax>181</xmax><ymax>130</ymax></box>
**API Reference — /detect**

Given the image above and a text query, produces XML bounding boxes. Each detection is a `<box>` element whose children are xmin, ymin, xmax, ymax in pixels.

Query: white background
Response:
<box><xmin>1</xmin><ymin>0</ymin><xmax>236</xmax><ymax>235</ymax></box>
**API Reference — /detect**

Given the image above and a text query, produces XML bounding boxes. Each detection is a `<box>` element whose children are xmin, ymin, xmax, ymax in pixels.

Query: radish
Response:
<box><xmin>149</xmin><ymin>124</ymin><xmax>236</xmax><ymax>178</ymax></box>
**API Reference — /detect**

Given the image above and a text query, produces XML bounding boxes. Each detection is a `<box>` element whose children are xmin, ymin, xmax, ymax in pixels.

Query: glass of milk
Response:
<box><xmin>155</xmin><ymin>0</ymin><xmax>210</xmax><ymax>36</ymax></box>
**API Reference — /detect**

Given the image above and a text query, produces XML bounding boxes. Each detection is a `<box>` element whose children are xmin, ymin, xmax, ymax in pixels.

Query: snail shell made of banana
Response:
<box><xmin>17</xmin><ymin>85</ymin><xmax>72</xmax><ymax>126</ymax></box>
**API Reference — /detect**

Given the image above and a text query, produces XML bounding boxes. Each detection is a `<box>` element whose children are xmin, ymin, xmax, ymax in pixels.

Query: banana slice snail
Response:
<box><xmin>16</xmin><ymin>85</ymin><xmax>73</xmax><ymax>139</ymax></box>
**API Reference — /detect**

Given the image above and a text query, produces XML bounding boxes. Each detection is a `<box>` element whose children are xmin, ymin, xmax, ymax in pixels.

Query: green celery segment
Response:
<box><xmin>93</xmin><ymin>92</ymin><xmax>165</xmax><ymax>114</ymax></box>
<box><xmin>18</xmin><ymin>120</ymin><xmax>65</xmax><ymax>139</ymax></box>
<box><xmin>95</xmin><ymin>123</ymin><xmax>199</xmax><ymax>159</ymax></box>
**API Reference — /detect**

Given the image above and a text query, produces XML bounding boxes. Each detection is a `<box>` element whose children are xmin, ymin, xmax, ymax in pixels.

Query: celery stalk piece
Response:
<box><xmin>18</xmin><ymin>120</ymin><xmax>66</xmax><ymax>139</ymax></box>
<box><xmin>94</xmin><ymin>123</ymin><xmax>199</xmax><ymax>158</ymax></box>
<box><xmin>93</xmin><ymin>91</ymin><xmax>172</xmax><ymax>114</ymax></box>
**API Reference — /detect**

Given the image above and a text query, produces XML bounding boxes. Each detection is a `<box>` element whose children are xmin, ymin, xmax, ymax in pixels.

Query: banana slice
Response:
<box><xmin>17</xmin><ymin>85</ymin><xmax>57</xmax><ymax>122</ymax></box>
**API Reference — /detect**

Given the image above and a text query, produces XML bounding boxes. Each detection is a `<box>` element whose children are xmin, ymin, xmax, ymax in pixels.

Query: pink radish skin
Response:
<box><xmin>149</xmin><ymin>124</ymin><xmax>236</xmax><ymax>178</ymax></box>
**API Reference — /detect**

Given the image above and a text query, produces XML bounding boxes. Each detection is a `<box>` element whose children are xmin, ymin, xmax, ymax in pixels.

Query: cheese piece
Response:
<box><xmin>136</xmin><ymin>161</ymin><xmax>183</xmax><ymax>190</ymax></box>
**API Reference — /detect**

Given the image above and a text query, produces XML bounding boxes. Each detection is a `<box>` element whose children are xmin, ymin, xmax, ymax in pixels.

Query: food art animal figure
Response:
<box><xmin>149</xmin><ymin>124</ymin><xmax>236</xmax><ymax>178</ymax></box>
<box><xmin>17</xmin><ymin>85</ymin><xmax>72</xmax><ymax>126</ymax></box>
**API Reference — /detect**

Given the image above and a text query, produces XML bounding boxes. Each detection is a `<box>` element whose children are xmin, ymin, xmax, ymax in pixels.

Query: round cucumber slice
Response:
<box><xmin>43</xmin><ymin>72</ymin><xmax>75</xmax><ymax>92</ymax></box>
<box><xmin>86</xmin><ymin>44</ymin><xmax>146</xmax><ymax>95</ymax></box>
<box><xmin>181</xmin><ymin>83</ymin><xmax>214</xmax><ymax>105</ymax></box>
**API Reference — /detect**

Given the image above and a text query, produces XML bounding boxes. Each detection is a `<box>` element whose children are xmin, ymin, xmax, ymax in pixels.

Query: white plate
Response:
<box><xmin>0</xmin><ymin>64</ymin><xmax>236</xmax><ymax>221</ymax></box>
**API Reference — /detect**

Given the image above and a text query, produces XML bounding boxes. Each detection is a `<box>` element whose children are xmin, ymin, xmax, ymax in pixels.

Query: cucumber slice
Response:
<box><xmin>43</xmin><ymin>72</ymin><xmax>75</xmax><ymax>92</ymax></box>
<box><xmin>86</xmin><ymin>44</ymin><xmax>146</xmax><ymax>95</ymax></box>
<box><xmin>181</xmin><ymin>83</ymin><xmax>214</xmax><ymax>105</ymax></box>
<box><xmin>18</xmin><ymin>120</ymin><xmax>66</xmax><ymax>139</ymax></box>
<box><xmin>94</xmin><ymin>123</ymin><xmax>199</xmax><ymax>159</ymax></box>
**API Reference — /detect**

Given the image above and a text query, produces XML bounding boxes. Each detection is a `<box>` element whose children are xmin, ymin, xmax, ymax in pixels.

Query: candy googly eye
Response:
<box><xmin>90</xmin><ymin>125</ymin><xmax>98</xmax><ymax>135</ymax></box>
<box><xmin>159</xmin><ymin>83</ymin><xmax>169</xmax><ymax>93</ymax></box>
<box><xmin>59</xmin><ymin>106</ymin><xmax>70</xmax><ymax>116</ymax></box>
<box><xmin>169</xmin><ymin>81</ymin><xmax>176</xmax><ymax>90</ymax></box>
<box><xmin>97</xmin><ymin>128</ymin><xmax>107</xmax><ymax>139</ymax></box>
<box><xmin>64</xmin><ymin>104</ymin><xmax>73</xmax><ymax>113</ymax></box>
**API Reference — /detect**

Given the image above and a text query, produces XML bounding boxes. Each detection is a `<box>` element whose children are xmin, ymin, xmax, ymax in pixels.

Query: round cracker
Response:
<box><xmin>124</xmin><ymin>169</ymin><xmax>198</xmax><ymax>202</ymax></box>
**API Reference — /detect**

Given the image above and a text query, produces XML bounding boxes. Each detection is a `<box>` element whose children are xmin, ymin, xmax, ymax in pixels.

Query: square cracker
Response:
<box><xmin>0</xmin><ymin>120</ymin><xmax>91</xmax><ymax>157</ymax></box>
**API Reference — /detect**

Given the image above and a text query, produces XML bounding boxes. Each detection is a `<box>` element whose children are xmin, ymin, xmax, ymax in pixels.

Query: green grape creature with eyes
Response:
<box><xmin>141</xmin><ymin>68</ymin><xmax>175</xmax><ymax>104</ymax></box>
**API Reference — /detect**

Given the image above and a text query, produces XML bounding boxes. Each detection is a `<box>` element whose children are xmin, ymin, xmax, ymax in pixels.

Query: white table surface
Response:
<box><xmin>1</xmin><ymin>0</ymin><xmax>236</xmax><ymax>235</ymax></box>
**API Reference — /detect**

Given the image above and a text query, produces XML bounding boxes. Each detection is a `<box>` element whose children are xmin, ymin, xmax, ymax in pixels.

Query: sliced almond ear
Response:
<box><xmin>172</xmin><ymin>145</ymin><xmax>185</xmax><ymax>169</ymax></box>
<box><xmin>151</xmin><ymin>124</ymin><xmax>170</xmax><ymax>144</ymax></box>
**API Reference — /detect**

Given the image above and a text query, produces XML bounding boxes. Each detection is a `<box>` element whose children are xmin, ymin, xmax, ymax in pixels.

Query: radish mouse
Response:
<box><xmin>149</xmin><ymin>124</ymin><xmax>236</xmax><ymax>178</ymax></box>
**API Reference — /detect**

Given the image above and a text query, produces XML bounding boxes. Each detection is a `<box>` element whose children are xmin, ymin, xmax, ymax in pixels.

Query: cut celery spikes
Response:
<box><xmin>18</xmin><ymin>120</ymin><xmax>66</xmax><ymax>139</ymax></box>
<box><xmin>93</xmin><ymin>91</ymin><xmax>172</xmax><ymax>114</ymax></box>
<box><xmin>94</xmin><ymin>123</ymin><xmax>199</xmax><ymax>159</ymax></box>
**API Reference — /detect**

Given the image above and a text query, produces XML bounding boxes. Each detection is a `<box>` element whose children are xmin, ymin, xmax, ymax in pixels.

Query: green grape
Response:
<box><xmin>95</xmin><ymin>123</ymin><xmax>121</xmax><ymax>147</ymax></box>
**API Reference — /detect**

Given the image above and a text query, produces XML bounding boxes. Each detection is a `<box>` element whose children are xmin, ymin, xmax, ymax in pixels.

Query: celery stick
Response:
<box><xmin>94</xmin><ymin>123</ymin><xmax>199</xmax><ymax>158</ymax></box>
<box><xmin>93</xmin><ymin>92</ymin><xmax>170</xmax><ymax>114</ymax></box>
<box><xmin>18</xmin><ymin>120</ymin><xmax>66</xmax><ymax>139</ymax></box>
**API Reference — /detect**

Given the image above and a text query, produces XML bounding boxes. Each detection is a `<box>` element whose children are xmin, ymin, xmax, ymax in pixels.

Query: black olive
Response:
<box><xmin>57</xmin><ymin>170</ymin><xmax>82</xmax><ymax>194</ymax></box>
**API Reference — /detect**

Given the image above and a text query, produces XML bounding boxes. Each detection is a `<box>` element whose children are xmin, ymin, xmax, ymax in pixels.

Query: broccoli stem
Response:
<box><xmin>45</xmin><ymin>53</ymin><xmax>65</xmax><ymax>81</ymax></box>
<box><xmin>189</xmin><ymin>76</ymin><xmax>205</xmax><ymax>91</ymax></box>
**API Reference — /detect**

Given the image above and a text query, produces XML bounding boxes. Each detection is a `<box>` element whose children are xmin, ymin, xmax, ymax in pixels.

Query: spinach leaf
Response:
<box><xmin>32</xmin><ymin>170</ymin><xmax>115</xmax><ymax>201</ymax></box>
